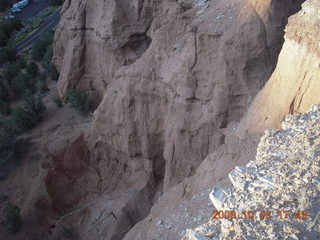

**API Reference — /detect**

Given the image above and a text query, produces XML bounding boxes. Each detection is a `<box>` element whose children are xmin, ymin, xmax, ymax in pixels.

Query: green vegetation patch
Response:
<box><xmin>2</xmin><ymin>203</ymin><xmax>22</xmax><ymax>234</ymax></box>
<box><xmin>67</xmin><ymin>89</ymin><xmax>91</xmax><ymax>115</ymax></box>
<box><xmin>37</xmin><ymin>6</ymin><xmax>59</xmax><ymax>18</ymax></box>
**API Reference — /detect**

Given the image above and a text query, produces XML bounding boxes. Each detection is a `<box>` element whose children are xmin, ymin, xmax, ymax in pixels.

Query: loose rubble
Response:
<box><xmin>183</xmin><ymin>104</ymin><xmax>320</xmax><ymax>240</ymax></box>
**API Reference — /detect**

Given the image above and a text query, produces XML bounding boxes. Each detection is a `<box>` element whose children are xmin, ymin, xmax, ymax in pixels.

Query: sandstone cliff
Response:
<box><xmin>33</xmin><ymin>0</ymin><xmax>320</xmax><ymax>239</ymax></box>
<box><xmin>237</xmin><ymin>0</ymin><xmax>320</xmax><ymax>134</ymax></box>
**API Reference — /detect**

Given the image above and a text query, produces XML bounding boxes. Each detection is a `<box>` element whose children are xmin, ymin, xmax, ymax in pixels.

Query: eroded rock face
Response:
<box><xmin>79</xmin><ymin>0</ymin><xmax>304</xmax><ymax>192</ymax></box>
<box><xmin>53</xmin><ymin>0</ymin><xmax>154</xmax><ymax>98</ymax></box>
<box><xmin>47</xmin><ymin>0</ymin><xmax>313</xmax><ymax>239</ymax></box>
<box><xmin>238</xmin><ymin>0</ymin><xmax>320</xmax><ymax>134</ymax></box>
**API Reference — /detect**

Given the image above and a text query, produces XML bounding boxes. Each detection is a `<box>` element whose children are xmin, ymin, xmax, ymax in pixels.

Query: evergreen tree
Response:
<box><xmin>0</xmin><ymin>81</ymin><xmax>9</xmax><ymax>100</ymax></box>
<box><xmin>0</xmin><ymin>46</ymin><xmax>16</xmax><ymax>64</ymax></box>
<box><xmin>67</xmin><ymin>89</ymin><xmax>91</xmax><ymax>115</ymax></box>
<box><xmin>43</xmin><ymin>44</ymin><xmax>53</xmax><ymax>70</ymax></box>
<box><xmin>17</xmin><ymin>57</ymin><xmax>27</xmax><ymax>69</ymax></box>
<box><xmin>0</xmin><ymin>99</ymin><xmax>11</xmax><ymax>115</ymax></box>
<box><xmin>23</xmin><ymin>90</ymin><xmax>46</xmax><ymax>121</ymax></box>
<box><xmin>49</xmin><ymin>0</ymin><xmax>63</xmax><ymax>6</ymax></box>
<box><xmin>26</xmin><ymin>62</ymin><xmax>39</xmax><ymax>77</ymax></box>
<box><xmin>3</xmin><ymin>62</ymin><xmax>20</xmax><ymax>82</ymax></box>
<box><xmin>39</xmin><ymin>79</ymin><xmax>49</xmax><ymax>94</ymax></box>
<box><xmin>11</xmin><ymin>73</ymin><xmax>35</xmax><ymax>97</ymax></box>
<box><xmin>32</xmin><ymin>31</ymin><xmax>54</xmax><ymax>61</ymax></box>
<box><xmin>10</xmin><ymin>107</ymin><xmax>34</xmax><ymax>132</ymax></box>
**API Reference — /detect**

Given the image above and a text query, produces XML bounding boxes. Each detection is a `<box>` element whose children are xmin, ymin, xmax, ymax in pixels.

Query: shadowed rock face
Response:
<box><xmin>44</xmin><ymin>0</ymin><xmax>315</xmax><ymax>239</ymax></box>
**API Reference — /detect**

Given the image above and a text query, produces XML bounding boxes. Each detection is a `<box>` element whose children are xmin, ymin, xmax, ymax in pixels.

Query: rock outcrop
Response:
<box><xmin>53</xmin><ymin>0</ymin><xmax>305</xmax><ymax>197</ymax></box>
<box><xmin>53</xmin><ymin>0</ymin><xmax>153</xmax><ymax>98</ymax></box>
<box><xmin>184</xmin><ymin>103</ymin><xmax>320</xmax><ymax>240</ymax></box>
<box><xmin>237</xmin><ymin>0</ymin><xmax>320</xmax><ymax>134</ymax></box>
<box><xmin>40</xmin><ymin>0</ymin><xmax>320</xmax><ymax>239</ymax></box>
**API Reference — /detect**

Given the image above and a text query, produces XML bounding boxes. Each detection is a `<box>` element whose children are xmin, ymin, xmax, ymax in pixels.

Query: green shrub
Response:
<box><xmin>30</xmin><ymin>17</ymin><xmax>44</xmax><ymax>29</ymax></box>
<box><xmin>17</xmin><ymin>57</ymin><xmax>27</xmax><ymax>69</ymax></box>
<box><xmin>26</xmin><ymin>62</ymin><xmax>39</xmax><ymax>77</ymax></box>
<box><xmin>32</xmin><ymin>31</ymin><xmax>54</xmax><ymax>61</ymax></box>
<box><xmin>3</xmin><ymin>203</ymin><xmax>22</xmax><ymax>234</ymax></box>
<box><xmin>49</xmin><ymin>0</ymin><xmax>63</xmax><ymax>6</ymax></box>
<box><xmin>1</xmin><ymin>19</ymin><xmax>23</xmax><ymax>35</ymax></box>
<box><xmin>14</xmin><ymin>32</ymin><xmax>28</xmax><ymax>44</ymax></box>
<box><xmin>0</xmin><ymin>45</ymin><xmax>16</xmax><ymax>64</ymax></box>
<box><xmin>10</xmin><ymin>107</ymin><xmax>35</xmax><ymax>132</ymax></box>
<box><xmin>3</xmin><ymin>62</ymin><xmax>20</xmax><ymax>82</ymax></box>
<box><xmin>37</xmin><ymin>6</ymin><xmax>58</xmax><ymax>18</ymax></box>
<box><xmin>11</xmin><ymin>73</ymin><xmax>35</xmax><ymax>97</ymax></box>
<box><xmin>0</xmin><ymin>99</ymin><xmax>10</xmax><ymax>115</ymax></box>
<box><xmin>0</xmin><ymin>81</ymin><xmax>9</xmax><ymax>100</ymax></box>
<box><xmin>23</xmin><ymin>90</ymin><xmax>46</xmax><ymax>122</ymax></box>
<box><xmin>67</xmin><ymin>89</ymin><xmax>91</xmax><ymax>115</ymax></box>
<box><xmin>0</xmin><ymin>19</ymin><xmax>22</xmax><ymax>47</ymax></box>
<box><xmin>39</xmin><ymin>80</ymin><xmax>49</xmax><ymax>94</ymax></box>
<box><xmin>10</xmin><ymin>92</ymin><xmax>46</xmax><ymax>132</ymax></box>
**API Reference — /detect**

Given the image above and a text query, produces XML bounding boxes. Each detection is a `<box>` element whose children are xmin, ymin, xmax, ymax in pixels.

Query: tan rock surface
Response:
<box><xmin>237</xmin><ymin>0</ymin><xmax>320</xmax><ymax>134</ymax></box>
<box><xmin>32</xmin><ymin>0</ymin><xmax>319</xmax><ymax>239</ymax></box>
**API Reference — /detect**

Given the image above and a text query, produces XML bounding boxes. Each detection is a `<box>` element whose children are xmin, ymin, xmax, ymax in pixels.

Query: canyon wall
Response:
<box><xmin>53</xmin><ymin>0</ymin><xmax>305</xmax><ymax>195</ymax></box>
<box><xmin>41</xmin><ymin>0</ymin><xmax>320</xmax><ymax>239</ymax></box>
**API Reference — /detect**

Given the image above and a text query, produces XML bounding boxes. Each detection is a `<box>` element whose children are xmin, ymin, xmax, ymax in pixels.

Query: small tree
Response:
<box><xmin>9</xmin><ymin>92</ymin><xmax>46</xmax><ymax>133</ymax></box>
<box><xmin>3</xmin><ymin>203</ymin><xmax>22</xmax><ymax>234</ymax></box>
<box><xmin>10</xmin><ymin>107</ymin><xmax>35</xmax><ymax>132</ymax></box>
<box><xmin>23</xmin><ymin>90</ymin><xmax>46</xmax><ymax>122</ymax></box>
<box><xmin>27</xmin><ymin>62</ymin><xmax>39</xmax><ymax>77</ymax></box>
<box><xmin>67</xmin><ymin>89</ymin><xmax>91</xmax><ymax>115</ymax></box>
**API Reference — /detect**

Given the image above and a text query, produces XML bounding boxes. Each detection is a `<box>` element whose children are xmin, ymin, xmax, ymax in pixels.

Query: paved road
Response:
<box><xmin>15</xmin><ymin>9</ymin><xmax>60</xmax><ymax>54</ymax></box>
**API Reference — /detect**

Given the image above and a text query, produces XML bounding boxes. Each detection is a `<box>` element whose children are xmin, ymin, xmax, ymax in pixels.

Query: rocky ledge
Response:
<box><xmin>184</xmin><ymin>104</ymin><xmax>320</xmax><ymax>240</ymax></box>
